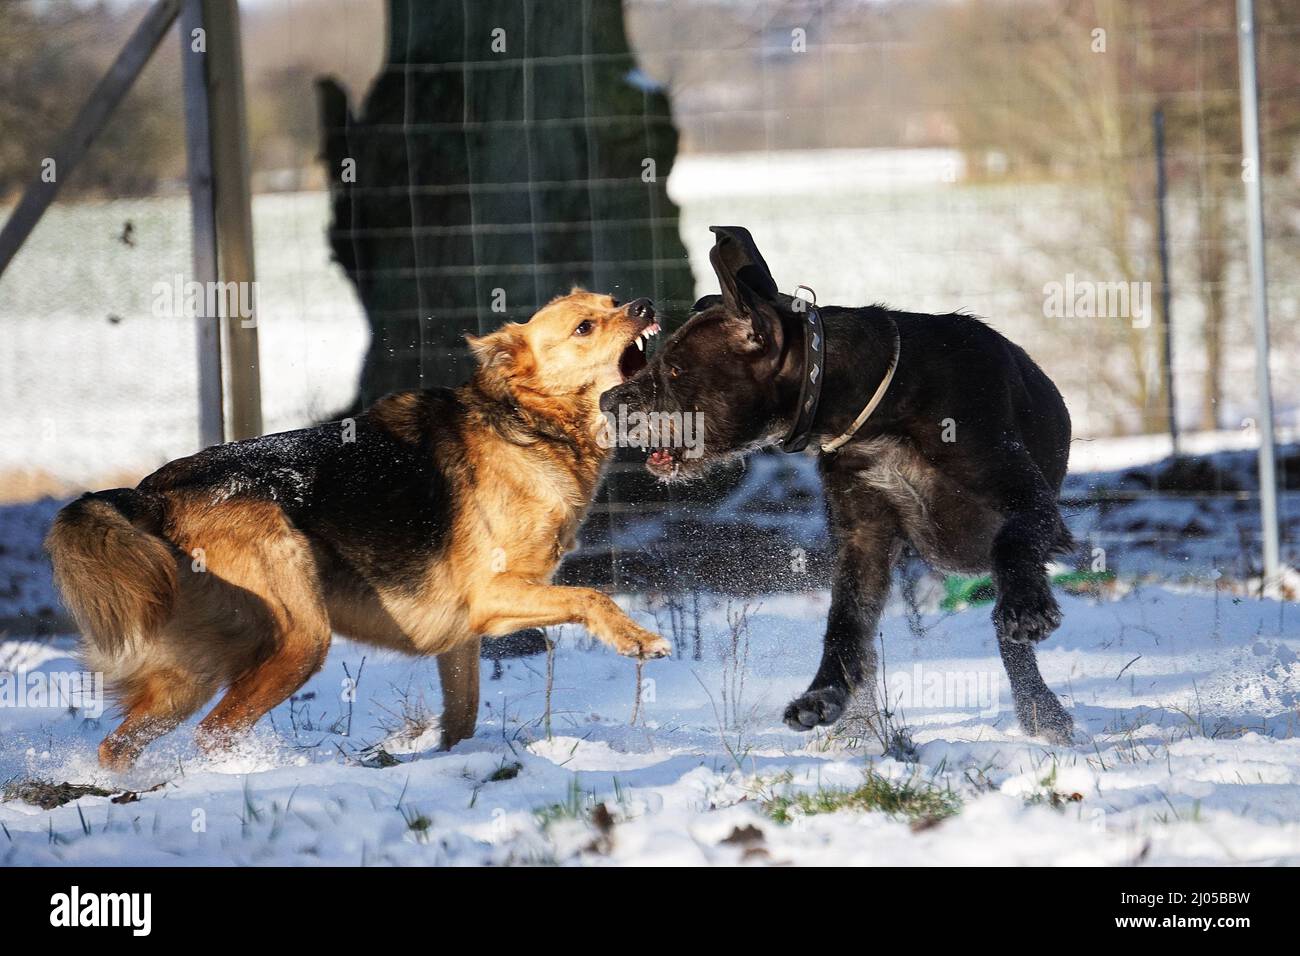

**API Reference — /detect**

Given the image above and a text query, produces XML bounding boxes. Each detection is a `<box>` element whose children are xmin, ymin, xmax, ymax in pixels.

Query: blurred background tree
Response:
<box><xmin>929</xmin><ymin>0</ymin><xmax>1300</xmax><ymax>432</ymax></box>
<box><xmin>0</xmin><ymin>1</ymin><xmax>185</xmax><ymax>198</ymax></box>
<box><xmin>315</xmin><ymin>0</ymin><xmax>693</xmax><ymax>403</ymax></box>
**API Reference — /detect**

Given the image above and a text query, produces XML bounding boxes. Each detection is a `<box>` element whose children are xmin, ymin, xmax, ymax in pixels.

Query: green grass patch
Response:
<box><xmin>764</xmin><ymin>769</ymin><xmax>960</xmax><ymax>828</ymax></box>
<box><xmin>534</xmin><ymin>778</ymin><xmax>594</xmax><ymax>829</ymax></box>
<box><xmin>400</xmin><ymin>805</ymin><xmax>432</xmax><ymax>836</ymax></box>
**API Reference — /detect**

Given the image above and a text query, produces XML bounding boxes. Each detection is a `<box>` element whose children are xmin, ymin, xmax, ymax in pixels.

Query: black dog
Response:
<box><xmin>602</xmin><ymin>226</ymin><xmax>1075</xmax><ymax>744</ymax></box>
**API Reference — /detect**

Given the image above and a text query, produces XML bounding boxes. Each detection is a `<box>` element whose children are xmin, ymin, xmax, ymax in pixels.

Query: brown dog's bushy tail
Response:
<box><xmin>46</xmin><ymin>489</ymin><xmax>177</xmax><ymax>656</ymax></box>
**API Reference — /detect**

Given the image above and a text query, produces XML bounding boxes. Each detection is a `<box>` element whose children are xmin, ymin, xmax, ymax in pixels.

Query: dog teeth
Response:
<box><xmin>632</xmin><ymin>323</ymin><xmax>660</xmax><ymax>352</ymax></box>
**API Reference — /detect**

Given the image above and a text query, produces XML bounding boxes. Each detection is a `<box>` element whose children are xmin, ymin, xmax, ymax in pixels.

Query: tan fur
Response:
<box><xmin>435</xmin><ymin>639</ymin><xmax>481</xmax><ymax>751</ymax></box>
<box><xmin>46</xmin><ymin>499</ymin><xmax>178</xmax><ymax>656</ymax></box>
<box><xmin>47</xmin><ymin>291</ymin><xmax>669</xmax><ymax>768</ymax></box>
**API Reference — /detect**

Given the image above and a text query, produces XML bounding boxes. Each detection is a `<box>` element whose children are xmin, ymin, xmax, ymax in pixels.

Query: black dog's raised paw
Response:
<box><xmin>782</xmin><ymin>687</ymin><xmax>847</xmax><ymax>731</ymax></box>
<box><xmin>993</xmin><ymin>586</ymin><xmax>1062</xmax><ymax>644</ymax></box>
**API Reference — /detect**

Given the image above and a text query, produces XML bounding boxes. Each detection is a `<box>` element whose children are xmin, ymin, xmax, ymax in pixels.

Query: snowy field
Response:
<box><xmin>2</xmin><ymin>585</ymin><xmax>1298</xmax><ymax>866</ymax></box>
<box><xmin>3</xmin><ymin>152</ymin><xmax>1299</xmax><ymax>495</ymax></box>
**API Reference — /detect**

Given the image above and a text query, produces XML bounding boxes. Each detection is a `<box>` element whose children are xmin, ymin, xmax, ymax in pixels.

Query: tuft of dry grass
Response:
<box><xmin>2</xmin><ymin>777</ymin><xmax>114</xmax><ymax>810</ymax></box>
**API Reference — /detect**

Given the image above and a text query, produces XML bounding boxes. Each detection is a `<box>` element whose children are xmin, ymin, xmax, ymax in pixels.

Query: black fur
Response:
<box><xmin>134</xmin><ymin>391</ymin><xmax>461</xmax><ymax>595</ymax></box>
<box><xmin>602</xmin><ymin>226</ymin><xmax>1077</xmax><ymax>744</ymax></box>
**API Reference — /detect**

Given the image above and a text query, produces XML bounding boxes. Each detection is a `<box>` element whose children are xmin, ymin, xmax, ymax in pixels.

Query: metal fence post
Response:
<box><xmin>202</xmin><ymin>0</ymin><xmax>263</xmax><ymax>441</ymax></box>
<box><xmin>179</xmin><ymin>0</ymin><xmax>263</xmax><ymax>446</ymax></box>
<box><xmin>1236</xmin><ymin>0</ymin><xmax>1283</xmax><ymax>590</ymax></box>
<box><xmin>180</xmin><ymin>0</ymin><xmax>224</xmax><ymax>448</ymax></box>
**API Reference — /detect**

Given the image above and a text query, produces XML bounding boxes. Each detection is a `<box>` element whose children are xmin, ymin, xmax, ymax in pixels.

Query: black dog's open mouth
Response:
<box><xmin>617</xmin><ymin>321</ymin><xmax>659</xmax><ymax>381</ymax></box>
<box><xmin>646</xmin><ymin>447</ymin><xmax>678</xmax><ymax>479</ymax></box>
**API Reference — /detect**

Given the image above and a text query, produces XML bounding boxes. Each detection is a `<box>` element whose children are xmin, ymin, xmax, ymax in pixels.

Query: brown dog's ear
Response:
<box><xmin>466</xmin><ymin>327</ymin><xmax>519</xmax><ymax>368</ymax></box>
<box><xmin>467</xmin><ymin>327</ymin><xmax>527</xmax><ymax>399</ymax></box>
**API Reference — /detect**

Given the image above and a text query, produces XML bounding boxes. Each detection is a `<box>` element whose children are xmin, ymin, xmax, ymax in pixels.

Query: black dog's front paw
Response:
<box><xmin>783</xmin><ymin>687</ymin><xmax>847</xmax><ymax>731</ymax></box>
<box><xmin>993</xmin><ymin>585</ymin><xmax>1062</xmax><ymax>644</ymax></box>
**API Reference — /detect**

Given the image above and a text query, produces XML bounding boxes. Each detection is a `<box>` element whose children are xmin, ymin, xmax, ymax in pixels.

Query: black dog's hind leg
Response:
<box><xmin>989</xmin><ymin>460</ymin><xmax>1074</xmax><ymax>743</ymax></box>
<box><xmin>784</xmin><ymin>480</ymin><xmax>898</xmax><ymax>732</ymax></box>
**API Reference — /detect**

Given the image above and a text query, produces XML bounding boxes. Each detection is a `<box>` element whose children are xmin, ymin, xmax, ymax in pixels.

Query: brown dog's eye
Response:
<box><xmin>669</xmin><ymin>365</ymin><xmax>681</xmax><ymax>378</ymax></box>
<box><xmin>574</xmin><ymin>320</ymin><xmax>594</xmax><ymax>336</ymax></box>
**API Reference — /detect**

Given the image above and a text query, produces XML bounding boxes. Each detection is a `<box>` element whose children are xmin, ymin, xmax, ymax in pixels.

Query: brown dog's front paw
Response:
<box><xmin>611</xmin><ymin>622</ymin><xmax>672</xmax><ymax>659</ymax></box>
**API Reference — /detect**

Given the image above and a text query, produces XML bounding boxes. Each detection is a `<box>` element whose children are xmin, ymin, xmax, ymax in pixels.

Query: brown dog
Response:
<box><xmin>47</xmin><ymin>291</ymin><xmax>669</xmax><ymax>769</ymax></box>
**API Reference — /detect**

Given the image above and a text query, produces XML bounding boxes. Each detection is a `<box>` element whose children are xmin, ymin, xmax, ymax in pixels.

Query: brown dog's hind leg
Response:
<box><xmin>196</xmin><ymin>632</ymin><xmax>329</xmax><ymax>753</ymax></box>
<box><xmin>187</xmin><ymin>506</ymin><xmax>332</xmax><ymax>755</ymax></box>
<box><xmin>197</xmin><ymin>606</ymin><xmax>332</xmax><ymax>754</ymax></box>
<box><xmin>436</xmin><ymin>637</ymin><xmax>481</xmax><ymax>750</ymax></box>
<box><xmin>99</xmin><ymin>670</ymin><xmax>214</xmax><ymax>771</ymax></box>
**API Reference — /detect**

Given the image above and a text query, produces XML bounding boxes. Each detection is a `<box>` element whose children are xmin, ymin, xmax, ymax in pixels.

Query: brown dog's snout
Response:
<box><xmin>626</xmin><ymin>298</ymin><xmax>654</xmax><ymax>320</ymax></box>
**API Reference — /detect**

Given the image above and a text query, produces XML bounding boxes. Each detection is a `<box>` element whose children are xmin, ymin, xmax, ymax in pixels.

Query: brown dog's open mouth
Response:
<box><xmin>617</xmin><ymin>321</ymin><xmax>659</xmax><ymax>381</ymax></box>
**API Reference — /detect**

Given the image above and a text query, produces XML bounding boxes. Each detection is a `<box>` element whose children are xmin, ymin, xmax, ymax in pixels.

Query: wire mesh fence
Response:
<box><xmin>0</xmin><ymin>0</ymin><xmax>1297</xmax><ymax>605</ymax></box>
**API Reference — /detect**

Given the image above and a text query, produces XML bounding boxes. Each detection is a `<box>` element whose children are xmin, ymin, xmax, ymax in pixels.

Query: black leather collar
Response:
<box><xmin>778</xmin><ymin>304</ymin><xmax>824</xmax><ymax>454</ymax></box>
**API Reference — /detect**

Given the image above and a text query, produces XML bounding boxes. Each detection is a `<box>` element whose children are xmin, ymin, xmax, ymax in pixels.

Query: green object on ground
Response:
<box><xmin>940</xmin><ymin>569</ymin><xmax>1116</xmax><ymax>611</ymax></box>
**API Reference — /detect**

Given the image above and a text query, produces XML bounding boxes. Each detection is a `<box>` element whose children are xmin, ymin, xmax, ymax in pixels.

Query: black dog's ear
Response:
<box><xmin>708</xmin><ymin>226</ymin><xmax>783</xmax><ymax>361</ymax></box>
<box><xmin>708</xmin><ymin>226</ymin><xmax>779</xmax><ymax>309</ymax></box>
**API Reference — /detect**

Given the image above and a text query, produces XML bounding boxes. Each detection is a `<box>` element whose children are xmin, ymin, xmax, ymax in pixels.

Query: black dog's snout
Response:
<box><xmin>627</xmin><ymin>297</ymin><xmax>654</xmax><ymax>320</ymax></box>
<box><xmin>600</xmin><ymin>382</ymin><xmax>630</xmax><ymax>413</ymax></box>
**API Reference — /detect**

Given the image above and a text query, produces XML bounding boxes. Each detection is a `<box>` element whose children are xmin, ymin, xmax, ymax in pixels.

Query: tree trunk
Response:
<box><xmin>316</xmin><ymin>0</ymin><xmax>694</xmax><ymax>406</ymax></box>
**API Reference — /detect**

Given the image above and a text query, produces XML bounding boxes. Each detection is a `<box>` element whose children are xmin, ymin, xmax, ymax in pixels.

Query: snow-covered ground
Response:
<box><xmin>2</xmin><ymin>585</ymin><xmax>1298</xmax><ymax>866</ymax></box>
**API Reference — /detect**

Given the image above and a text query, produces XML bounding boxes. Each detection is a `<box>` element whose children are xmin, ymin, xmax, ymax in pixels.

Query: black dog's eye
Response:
<box><xmin>668</xmin><ymin>364</ymin><xmax>681</xmax><ymax>378</ymax></box>
<box><xmin>574</xmin><ymin>320</ymin><xmax>594</xmax><ymax>336</ymax></box>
